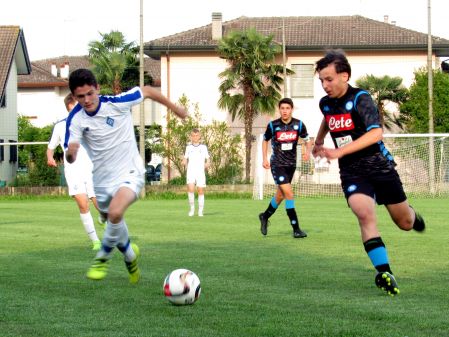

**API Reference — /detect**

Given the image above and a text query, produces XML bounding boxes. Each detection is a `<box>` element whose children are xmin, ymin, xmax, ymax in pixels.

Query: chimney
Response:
<box><xmin>384</xmin><ymin>15</ymin><xmax>389</xmax><ymax>23</ymax></box>
<box><xmin>51</xmin><ymin>63</ymin><xmax>57</xmax><ymax>77</ymax></box>
<box><xmin>391</xmin><ymin>20</ymin><xmax>396</xmax><ymax>26</ymax></box>
<box><xmin>211</xmin><ymin>12</ymin><xmax>222</xmax><ymax>40</ymax></box>
<box><xmin>60</xmin><ymin>62</ymin><xmax>69</xmax><ymax>79</ymax></box>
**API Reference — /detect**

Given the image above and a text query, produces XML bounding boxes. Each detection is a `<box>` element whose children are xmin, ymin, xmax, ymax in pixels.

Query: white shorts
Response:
<box><xmin>66</xmin><ymin>174</ymin><xmax>95</xmax><ymax>198</ymax></box>
<box><xmin>94</xmin><ymin>171</ymin><xmax>145</xmax><ymax>213</ymax></box>
<box><xmin>186</xmin><ymin>170</ymin><xmax>206</xmax><ymax>188</ymax></box>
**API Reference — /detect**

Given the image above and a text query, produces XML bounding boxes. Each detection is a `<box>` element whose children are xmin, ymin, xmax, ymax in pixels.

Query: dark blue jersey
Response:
<box><xmin>264</xmin><ymin>117</ymin><xmax>309</xmax><ymax>167</ymax></box>
<box><xmin>319</xmin><ymin>85</ymin><xmax>394</xmax><ymax>170</ymax></box>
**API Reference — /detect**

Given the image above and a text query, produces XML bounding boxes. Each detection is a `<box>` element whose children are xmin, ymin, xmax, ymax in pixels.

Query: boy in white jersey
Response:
<box><xmin>47</xmin><ymin>93</ymin><xmax>101</xmax><ymax>250</ymax></box>
<box><xmin>65</xmin><ymin>69</ymin><xmax>187</xmax><ymax>283</ymax></box>
<box><xmin>182</xmin><ymin>129</ymin><xmax>210</xmax><ymax>216</ymax></box>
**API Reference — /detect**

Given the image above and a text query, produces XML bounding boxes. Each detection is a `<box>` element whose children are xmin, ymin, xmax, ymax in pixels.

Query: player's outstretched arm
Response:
<box><xmin>141</xmin><ymin>86</ymin><xmax>188</xmax><ymax>120</ymax></box>
<box><xmin>66</xmin><ymin>142</ymin><xmax>80</xmax><ymax>164</ymax></box>
<box><xmin>46</xmin><ymin>148</ymin><xmax>57</xmax><ymax>167</ymax></box>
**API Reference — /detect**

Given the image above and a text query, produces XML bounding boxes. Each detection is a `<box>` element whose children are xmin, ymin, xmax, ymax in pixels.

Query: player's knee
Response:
<box><xmin>107</xmin><ymin>209</ymin><xmax>123</xmax><ymax>224</ymax></box>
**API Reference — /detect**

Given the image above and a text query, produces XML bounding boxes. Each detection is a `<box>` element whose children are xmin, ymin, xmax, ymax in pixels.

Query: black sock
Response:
<box><xmin>411</xmin><ymin>206</ymin><xmax>425</xmax><ymax>232</ymax></box>
<box><xmin>263</xmin><ymin>201</ymin><xmax>277</xmax><ymax>219</ymax></box>
<box><xmin>286</xmin><ymin>208</ymin><xmax>300</xmax><ymax>231</ymax></box>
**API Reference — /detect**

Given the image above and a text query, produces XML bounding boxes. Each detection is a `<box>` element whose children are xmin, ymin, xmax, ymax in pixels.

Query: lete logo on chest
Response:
<box><xmin>276</xmin><ymin>131</ymin><xmax>297</xmax><ymax>142</ymax></box>
<box><xmin>326</xmin><ymin>113</ymin><xmax>354</xmax><ymax>132</ymax></box>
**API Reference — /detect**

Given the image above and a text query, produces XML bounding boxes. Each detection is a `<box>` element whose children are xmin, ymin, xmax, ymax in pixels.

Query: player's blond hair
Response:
<box><xmin>64</xmin><ymin>93</ymin><xmax>76</xmax><ymax>112</ymax></box>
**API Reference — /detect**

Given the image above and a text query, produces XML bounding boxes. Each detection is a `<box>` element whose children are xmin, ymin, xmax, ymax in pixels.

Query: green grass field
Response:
<box><xmin>1</xmin><ymin>197</ymin><xmax>448</xmax><ymax>337</ymax></box>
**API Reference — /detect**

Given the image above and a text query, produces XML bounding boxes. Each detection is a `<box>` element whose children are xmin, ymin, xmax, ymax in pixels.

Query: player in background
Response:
<box><xmin>65</xmin><ymin>69</ymin><xmax>187</xmax><ymax>283</ymax></box>
<box><xmin>258</xmin><ymin>98</ymin><xmax>312</xmax><ymax>238</ymax></box>
<box><xmin>313</xmin><ymin>49</ymin><xmax>425</xmax><ymax>296</ymax></box>
<box><xmin>47</xmin><ymin>93</ymin><xmax>102</xmax><ymax>251</ymax></box>
<box><xmin>182</xmin><ymin>128</ymin><xmax>210</xmax><ymax>217</ymax></box>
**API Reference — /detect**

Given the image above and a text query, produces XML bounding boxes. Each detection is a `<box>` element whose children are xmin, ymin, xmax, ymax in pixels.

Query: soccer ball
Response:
<box><xmin>163</xmin><ymin>268</ymin><xmax>201</xmax><ymax>305</ymax></box>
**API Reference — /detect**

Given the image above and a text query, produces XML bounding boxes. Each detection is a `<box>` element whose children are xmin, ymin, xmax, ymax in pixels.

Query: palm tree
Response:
<box><xmin>355</xmin><ymin>74</ymin><xmax>409</xmax><ymax>131</ymax></box>
<box><xmin>217</xmin><ymin>28</ymin><xmax>292</xmax><ymax>182</ymax></box>
<box><xmin>88</xmin><ymin>31</ymin><xmax>138</xmax><ymax>95</ymax></box>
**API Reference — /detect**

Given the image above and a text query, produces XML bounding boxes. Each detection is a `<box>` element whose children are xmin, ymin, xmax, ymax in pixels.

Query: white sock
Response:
<box><xmin>80</xmin><ymin>211</ymin><xmax>99</xmax><ymax>242</ymax></box>
<box><xmin>198</xmin><ymin>194</ymin><xmax>204</xmax><ymax>213</ymax></box>
<box><xmin>96</xmin><ymin>219</ymin><xmax>123</xmax><ymax>259</ymax></box>
<box><xmin>116</xmin><ymin>220</ymin><xmax>136</xmax><ymax>262</ymax></box>
<box><xmin>188</xmin><ymin>192</ymin><xmax>195</xmax><ymax>210</ymax></box>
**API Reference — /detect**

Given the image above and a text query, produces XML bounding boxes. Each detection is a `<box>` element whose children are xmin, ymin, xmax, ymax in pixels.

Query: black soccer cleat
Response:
<box><xmin>259</xmin><ymin>213</ymin><xmax>269</xmax><ymax>236</ymax></box>
<box><xmin>293</xmin><ymin>228</ymin><xmax>307</xmax><ymax>238</ymax></box>
<box><xmin>375</xmin><ymin>272</ymin><xmax>400</xmax><ymax>296</ymax></box>
<box><xmin>413</xmin><ymin>211</ymin><xmax>426</xmax><ymax>232</ymax></box>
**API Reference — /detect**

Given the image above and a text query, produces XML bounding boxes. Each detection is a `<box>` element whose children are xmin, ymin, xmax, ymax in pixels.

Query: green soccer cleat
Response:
<box><xmin>125</xmin><ymin>243</ymin><xmax>141</xmax><ymax>284</ymax></box>
<box><xmin>375</xmin><ymin>272</ymin><xmax>400</xmax><ymax>296</ymax></box>
<box><xmin>86</xmin><ymin>258</ymin><xmax>109</xmax><ymax>281</ymax></box>
<box><xmin>92</xmin><ymin>240</ymin><xmax>102</xmax><ymax>251</ymax></box>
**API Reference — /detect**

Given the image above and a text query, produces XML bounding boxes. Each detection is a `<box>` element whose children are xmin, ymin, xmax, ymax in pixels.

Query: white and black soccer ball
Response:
<box><xmin>163</xmin><ymin>268</ymin><xmax>201</xmax><ymax>305</ymax></box>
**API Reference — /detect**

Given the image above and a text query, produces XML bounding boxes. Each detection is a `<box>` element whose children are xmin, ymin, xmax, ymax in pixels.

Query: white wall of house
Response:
<box><xmin>159</xmin><ymin>50</ymin><xmax>433</xmax><ymax>137</ymax></box>
<box><xmin>18</xmin><ymin>87</ymin><xmax>70</xmax><ymax>127</ymax></box>
<box><xmin>0</xmin><ymin>61</ymin><xmax>19</xmax><ymax>183</ymax></box>
<box><xmin>156</xmin><ymin>49</ymin><xmax>435</xmax><ymax>181</ymax></box>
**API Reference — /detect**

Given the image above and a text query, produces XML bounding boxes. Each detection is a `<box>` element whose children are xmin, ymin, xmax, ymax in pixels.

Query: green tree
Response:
<box><xmin>17</xmin><ymin>116</ymin><xmax>59</xmax><ymax>186</ymax></box>
<box><xmin>88</xmin><ymin>30</ymin><xmax>151</xmax><ymax>95</ymax></box>
<box><xmin>400</xmin><ymin>68</ymin><xmax>449</xmax><ymax>133</ymax></box>
<box><xmin>152</xmin><ymin>95</ymin><xmax>242</xmax><ymax>184</ymax></box>
<box><xmin>355</xmin><ymin>74</ymin><xmax>408</xmax><ymax>131</ymax></box>
<box><xmin>217</xmin><ymin>28</ymin><xmax>292</xmax><ymax>182</ymax></box>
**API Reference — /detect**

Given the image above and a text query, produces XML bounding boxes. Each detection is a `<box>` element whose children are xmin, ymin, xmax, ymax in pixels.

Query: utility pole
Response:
<box><xmin>427</xmin><ymin>0</ymin><xmax>436</xmax><ymax>194</ymax></box>
<box><xmin>139</xmin><ymin>0</ymin><xmax>146</xmax><ymax>197</ymax></box>
<box><xmin>282</xmin><ymin>18</ymin><xmax>287</xmax><ymax>97</ymax></box>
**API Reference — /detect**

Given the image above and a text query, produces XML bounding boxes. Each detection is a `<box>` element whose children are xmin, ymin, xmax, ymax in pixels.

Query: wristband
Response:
<box><xmin>314</xmin><ymin>141</ymin><xmax>324</xmax><ymax>145</ymax></box>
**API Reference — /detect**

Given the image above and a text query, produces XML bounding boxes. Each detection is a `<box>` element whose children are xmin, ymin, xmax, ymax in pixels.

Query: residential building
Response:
<box><xmin>0</xmin><ymin>26</ymin><xmax>31</xmax><ymax>185</ymax></box>
<box><xmin>17</xmin><ymin>56</ymin><xmax>162</xmax><ymax>127</ymax></box>
<box><xmin>144</xmin><ymin>13</ymin><xmax>449</xmax><ymax>180</ymax></box>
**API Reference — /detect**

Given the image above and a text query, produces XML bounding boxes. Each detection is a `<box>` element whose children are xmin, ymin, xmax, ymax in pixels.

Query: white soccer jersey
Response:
<box><xmin>65</xmin><ymin>87</ymin><xmax>145</xmax><ymax>187</ymax></box>
<box><xmin>184</xmin><ymin>143</ymin><xmax>209</xmax><ymax>174</ymax></box>
<box><xmin>48</xmin><ymin>118</ymin><xmax>93</xmax><ymax>181</ymax></box>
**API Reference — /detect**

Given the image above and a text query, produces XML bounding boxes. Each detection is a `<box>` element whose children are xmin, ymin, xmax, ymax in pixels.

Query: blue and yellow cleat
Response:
<box><xmin>375</xmin><ymin>272</ymin><xmax>400</xmax><ymax>296</ymax></box>
<box><xmin>125</xmin><ymin>243</ymin><xmax>141</xmax><ymax>284</ymax></box>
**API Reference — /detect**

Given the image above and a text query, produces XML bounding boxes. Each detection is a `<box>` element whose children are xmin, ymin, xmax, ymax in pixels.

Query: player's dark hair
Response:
<box><xmin>69</xmin><ymin>68</ymin><xmax>98</xmax><ymax>93</ymax></box>
<box><xmin>315</xmin><ymin>49</ymin><xmax>351</xmax><ymax>78</ymax></box>
<box><xmin>191</xmin><ymin>128</ymin><xmax>200</xmax><ymax>134</ymax></box>
<box><xmin>278</xmin><ymin>97</ymin><xmax>294</xmax><ymax>108</ymax></box>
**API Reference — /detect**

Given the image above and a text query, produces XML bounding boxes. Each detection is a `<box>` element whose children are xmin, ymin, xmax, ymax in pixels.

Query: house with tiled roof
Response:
<box><xmin>145</xmin><ymin>13</ymin><xmax>449</xmax><ymax>133</ymax></box>
<box><xmin>0</xmin><ymin>26</ymin><xmax>31</xmax><ymax>185</ymax></box>
<box><xmin>144</xmin><ymin>13</ymin><xmax>449</xmax><ymax>180</ymax></box>
<box><xmin>17</xmin><ymin>56</ymin><xmax>162</xmax><ymax>127</ymax></box>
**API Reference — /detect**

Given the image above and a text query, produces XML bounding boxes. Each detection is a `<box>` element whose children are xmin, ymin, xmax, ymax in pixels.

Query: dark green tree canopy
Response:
<box><xmin>400</xmin><ymin>69</ymin><xmax>449</xmax><ymax>133</ymax></box>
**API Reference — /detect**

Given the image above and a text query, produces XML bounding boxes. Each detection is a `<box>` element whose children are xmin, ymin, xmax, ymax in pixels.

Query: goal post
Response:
<box><xmin>253</xmin><ymin>133</ymin><xmax>449</xmax><ymax>199</ymax></box>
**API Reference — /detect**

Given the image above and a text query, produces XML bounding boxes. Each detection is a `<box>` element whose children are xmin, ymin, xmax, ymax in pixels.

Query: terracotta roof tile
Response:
<box><xmin>18</xmin><ymin>55</ymin><xmax>160</xmax><ymax>87</ymax></box>
<box><xmin>145</xmin><ymin>15</ymin><xmax>449</xmax><ymax>55</ymax></box>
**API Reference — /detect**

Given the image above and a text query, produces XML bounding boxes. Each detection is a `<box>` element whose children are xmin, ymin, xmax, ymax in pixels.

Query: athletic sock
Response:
<box><xmin>363</xmin><ymin>237</ymin><xmax>392</xmax><ymax>274</ymax></box>
<box><xmin>198</xmin><ymin>194</ymin><xmax>204</xmax><ymax>213</ymax></box>
<box><xmin>96</xmin><ymin>219</ymin><xmax>123</xmax><ymax>260</ymax></box>
<box><xmin>263</xmin><ymin>197</ymin><xmax>278</xmax><ymax>219</ymax></box>
<box><xmin>285</xmin><ymin>199</ymin><xmax>300</xmax><ymax>231</ymax></box>
<box><xmin>188</xmin><ymin>192</ymin><xmax>195</xmax><ymax>212</ymax></box>
<box><xmin>80</xmin><ymin>211</ymin><xmax>99</xmax><ymax>242</ymax></box>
